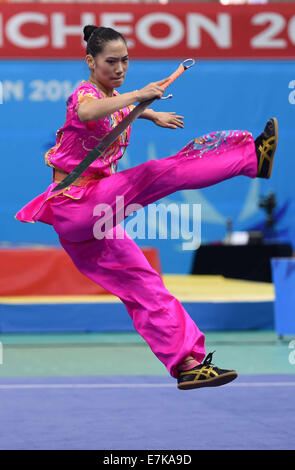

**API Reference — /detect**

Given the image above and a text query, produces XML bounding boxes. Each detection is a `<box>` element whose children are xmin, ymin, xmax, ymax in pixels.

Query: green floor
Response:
<box><xmin>0</xmin><ymin>330</ymin><xmax>294</xmax><ymax>378</ymax></box>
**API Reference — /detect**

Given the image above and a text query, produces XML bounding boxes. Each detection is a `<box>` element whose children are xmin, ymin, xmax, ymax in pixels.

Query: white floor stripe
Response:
<box><xmin>0</xmin><ymin>382</ymin><xmax>294</xmax><ymax>390</ymax></box>
<box><xmin>0</xmin><ymin>383</ymin><xmax>173</xmax><ymax>390</ymax></box>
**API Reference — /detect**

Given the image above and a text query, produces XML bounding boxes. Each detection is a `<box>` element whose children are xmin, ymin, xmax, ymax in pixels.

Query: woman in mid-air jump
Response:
<box><xmin>15</xmin><ymin>25</ymin><xmax>278</xmax><ymax>390</ymax></box>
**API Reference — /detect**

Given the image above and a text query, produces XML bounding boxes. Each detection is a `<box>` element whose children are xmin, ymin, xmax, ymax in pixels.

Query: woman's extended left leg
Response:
<box><xmin>52</xmin><ymin>130</ymin><xmax>258</xmax><ymax>243</ymax></box>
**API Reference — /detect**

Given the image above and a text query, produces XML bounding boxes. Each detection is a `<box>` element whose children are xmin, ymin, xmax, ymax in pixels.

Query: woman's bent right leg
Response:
<box><xmin>58</xmin><ymin>225</ymin><xmax>206</xmax><ymax>379</ymax></box>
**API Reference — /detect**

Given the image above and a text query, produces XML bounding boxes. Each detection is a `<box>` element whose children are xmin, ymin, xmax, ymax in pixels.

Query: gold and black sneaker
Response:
<box><xmin>177</xmin><ymin>351</ymin><xmax>238</xmax><ymax>390</ymax></box>
<box><xmin>255</xmin><ymin>117</ymin><xmax>278</xmax><ymax>179</ymax></box>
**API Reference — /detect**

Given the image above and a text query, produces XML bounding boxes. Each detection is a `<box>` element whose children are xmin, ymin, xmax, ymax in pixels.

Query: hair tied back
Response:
<box><xmin>83</xmin><ymin>25</ymin><xmax>99</xmax><ymax>43</ymax></box>
<box><xmin>83</xmin><ymin>24</ymin><xmax>127</xmax><ymax>57</ymax></box>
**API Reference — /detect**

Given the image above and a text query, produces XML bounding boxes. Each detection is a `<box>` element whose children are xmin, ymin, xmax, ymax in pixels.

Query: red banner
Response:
<box><xmin>0</xmin><ymin>247</ymin><xmax>161</xmax><ymax>295</ymax></box>
<box><xmin>0</xmin><ymin>3</ymin><xmax>295</xmax><ymax>59</ymax></box>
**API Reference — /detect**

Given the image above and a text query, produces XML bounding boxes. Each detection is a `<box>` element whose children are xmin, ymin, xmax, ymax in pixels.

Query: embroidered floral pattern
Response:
<box><xmin>76</xmin><ymin>89</ymin><xmax>97</xmax><ymax>107</ymax></box>
<box><xmin>184</xmin><ymin>130</ymin><xmax>250</xmax><ymax>158</ymax></box>
<box><xmin>192</xmin><ymin>131</ymin><xmax>232</xmax><ymax>155</ymax></box>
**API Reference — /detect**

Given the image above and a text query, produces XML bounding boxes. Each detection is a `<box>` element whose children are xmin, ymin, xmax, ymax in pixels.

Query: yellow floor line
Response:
<box><xmin>0</xmin><ymin>275</ymin><xmax>274</xmax><ymax>304</ymax></box>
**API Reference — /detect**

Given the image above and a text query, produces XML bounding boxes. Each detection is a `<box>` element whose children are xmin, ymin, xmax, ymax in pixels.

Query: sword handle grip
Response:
<box><xmin>161</xmin><ymin>64</ymin><xmax>185</xmax><ymax>90</ymax></box>
<box><xmin>161</xmin><ymin>58</ymin><xmax>196</xmax><ymax>90</ymax></box>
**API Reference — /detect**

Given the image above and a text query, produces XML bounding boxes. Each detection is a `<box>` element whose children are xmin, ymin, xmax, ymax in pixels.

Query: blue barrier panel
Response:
<box><xmin>271</xmin><ymin>258</ymin><xmax>295</xmax><ymax>336</ymax></box>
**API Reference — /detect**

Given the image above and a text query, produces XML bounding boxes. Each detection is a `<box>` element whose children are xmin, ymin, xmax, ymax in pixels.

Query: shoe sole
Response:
<box><xmin>266</xmin><ymin>117</ymin><xmax>278</xmax><ymax>179</ymax></box>
<box><xmin>177</xmin><ymin>371</ymin><xmax>238</xmax><ymax>390</ymax></box>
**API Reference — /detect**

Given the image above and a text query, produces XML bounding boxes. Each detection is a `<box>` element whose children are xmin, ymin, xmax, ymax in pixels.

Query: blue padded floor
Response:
<box><xmin>0</xmin><ymin>374</ymin><xmax>294</xmax><ymax>450</ymax></box>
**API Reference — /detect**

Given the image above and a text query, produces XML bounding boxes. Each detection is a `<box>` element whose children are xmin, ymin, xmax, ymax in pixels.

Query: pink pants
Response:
<box><xmin>51</xmin><ymin>130</ymin><xmax>258</xmax><ymax>378</ymax></box>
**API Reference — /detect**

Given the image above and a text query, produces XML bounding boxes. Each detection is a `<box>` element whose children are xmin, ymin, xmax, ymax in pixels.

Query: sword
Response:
<box><xmin>53</xmin><ymin>59</ymin><xmax>196</xmax><ymax>192</ymax></box>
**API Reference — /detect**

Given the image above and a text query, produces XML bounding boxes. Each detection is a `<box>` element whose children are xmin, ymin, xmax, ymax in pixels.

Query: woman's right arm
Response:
<box><xmin>77</xmin><ymin>79</ymin><xmax>167</xmax><ymax>122</ymax></box>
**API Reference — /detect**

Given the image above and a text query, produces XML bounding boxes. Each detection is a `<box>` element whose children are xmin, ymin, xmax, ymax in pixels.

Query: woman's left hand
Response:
<box><xmin>153</xmin><ymin>112</ymin><xmax>184</xmax><ymax>129</ymax></box>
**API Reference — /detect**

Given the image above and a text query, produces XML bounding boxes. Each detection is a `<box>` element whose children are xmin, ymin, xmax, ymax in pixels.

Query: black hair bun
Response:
<box><xmin>83</xmin><ymin>25</ymin><xmax>99</xmax><ymax>42</ymax></box>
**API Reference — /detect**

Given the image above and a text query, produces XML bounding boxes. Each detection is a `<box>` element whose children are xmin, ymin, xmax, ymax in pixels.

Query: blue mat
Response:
<box><xmin>0</xmin><ymin>374</ymin><xmax>294</xmax><ymax>450</ymax></box>
<box><xmin>0</xmin><ymin>300</ymin><xmax>274</xmax><ymax>333</ymax></box>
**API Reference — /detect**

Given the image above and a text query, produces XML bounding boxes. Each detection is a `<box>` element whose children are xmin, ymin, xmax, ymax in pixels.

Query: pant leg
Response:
<box><xmin>51</xmin><ymin>130</ymin><xmax>257</xmax><ymax>243</ymax></box>
<box><xmin>59</xmin><ymin>224</ymin><xmax>206</xmax><ymax>379</ymax></box>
